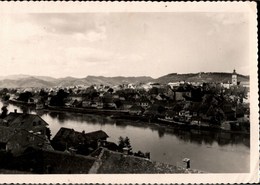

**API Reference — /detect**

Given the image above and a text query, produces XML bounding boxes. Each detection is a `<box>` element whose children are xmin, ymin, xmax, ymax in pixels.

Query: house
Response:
<box><xmin>31</xmin><ymin>95</ymin><xmax>41</xmax><ymax>104</ymax></box>
<box><xmin>133</xmin><ymin>93</ymin><xmax>140</xmax><ymax>100</ymax></box>
<box><xmin>129</xmin><ymin>105</ymin><xmax>144</xmax><ymax>115</ymax></box>
<box><xmin>51</xmin><ymin>127</ymin><xmax>109</xmax><ymax>155</ymax></box>
<box><xmin>165</xmin><ymin>110</ymin><xmax>175</xmax><ymax>120</ymax></box>
<box><xmin>136</xmin><ymin>99</ymin><xmax>151</xmax><ymax>109</ymax></box>
<box><xmin>174</xmin><ymin>86</ymin><xmax>192</xmax><ymax>101</ymax></box>
<box><xmin>168</xmin><ymin>82</ymin><xmax>180</xmax><ymax>89</ymax></box>
<box><xmin>240</xmin><ymin>81</ymin><xmax>249</xmax><ymax>88</ymax></box>
<box><xmin>3</xmin><ymin>111</ymin><xmax>49</xmax><ymax>136</ymax></box>
<box><xmin>65</xmin><ymin>99</ymin><xmax>78</xmax><ymax>108</ymax></box>
<box><xmin>11</xmin><ymin>147</ymin><xmax>96</xmax><ymax>174</ymax></box>
<box><xmin>5</xmin><ymin>146</ymin><xmax>199</xmax><ymax>174</ymax></box>
<box><xmin>119</xmin><ymin>96</ymin><xmax>126</xmax><ymax>101</ymax></box>
<box><xmin>165</xmin><ymin>87</ymin><xmax>175</xmax><ymax>100</ymax></box>
<box><xmin>188</xmin><ymin>102</ymin><xmax>201</xmax><ymax>117</ymax></box>
<box><xmin>221</xmin><ymin>104</ymin><xmax>236</xmax><ymax>120</ymax></box>
<box><xmin>6</xmin><ymin>129</ymin><xmax>53</xmax><ymax>156</ymax></box>
<box><xmin>112</xmin><ymin>94</ymin><xmax>119</xmax><ymax>99</ymax></box>
<box><xmin>150</xmin><ymin>83</ymin><xmax>161</xmax><ymax>89</ymax></box>
<box><xmin>172</xmin><ymin>103</ymin><xmax>184</xmax><ymax>116</ymax></box>
<box><xmin>127</xmin><ymin>83</ymin><xmax>135</xmax><ymax>89</ymax></box>
<box><xmin>92</xmin><ymin>148</ymin><xmax>198</xmax><ymax>174</ymax></box>
<box><xmin>174</xmin><ymin>91</ymin><xmax>185</xmax><ymax>101</ymax></box>
<box><xmin>155</xmin><ymin>93</ymin><xmax>169</xmax><ymax>101</ymax></box>
<box><xmin>178</xmin><ymin>110</ymin><xmax>192</xmax><ymax>122</ymax></box>
<box><xmin>190</xmin><ymin>116</ymin><xmax>202</xmax><ymax>126</ymax></box>
<box><xmin>155</xmin><ymin>94</ymin><xmax>163</xmax><ymax>101</ymax></box>
<box><xmin>97</xmin><ymin>141</ymin><xmax>119</xmax><ymax>152</ymax></box>
<box><xmin>91</xmin><ymin>97</ymin><xmax>104</xmax><ymax>109</ymax></box>
<box><xmin>220</xmin><ymin>121</ymin><xmax>231</xmax><ymax>131</ymax></box>
<box><xmin>235</xmin><ymin>106</ymin><xmax>245</xmax><ymax>118</ymax></box>
<box><xmin>204</xmin><ymin>105</ymin><xmax>216</xmax><ymax>120</ymax></box>
<box><xmin>102</xmin><ymin>97</ymin><xmax>117</xmax><ymax>109</ymax></box>
<box><xmin>70</xmin><ymin>95</ymin><xmax>83</xmax><ymax>102</ymax></box>
<box><xmin>121</xmin><ymin>101</ymin><xmax>134</xmax><ymax>110</ymax></box>
<box><xmin>0</xmin><ymin>126</ymin><xmax>15</xmax><ymax>150</ymax></box>
<box><xmin>72</xmin><ymin>99</ymin><xmax>81</xmax><ymax>107</ymax></box>
<box><xmin>82</xmin><ymin>98</ymin><xmax>92</xmax><ymax>108</ymax></box>
<box><xmin>221</xmin><ymin>82</ymin><xmax>231</xmax><ymax>89</ymax></box>
<box><xmin>143</xmin><ymin>104</ymin><xmax>166</xmax><ymax>118</ymax></box>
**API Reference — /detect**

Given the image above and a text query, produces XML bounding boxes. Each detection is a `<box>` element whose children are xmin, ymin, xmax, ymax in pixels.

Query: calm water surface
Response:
<box><xmin>2</xmin><ymin>103</ymin><xmax>250</xmax><ymax>173</ymax></box>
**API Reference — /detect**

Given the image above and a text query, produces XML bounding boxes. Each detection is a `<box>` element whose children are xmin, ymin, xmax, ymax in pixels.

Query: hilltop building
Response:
<box><xmin>232</xmin><ymin>69</ymin><xmax>237</xmax><ymax>85</ymax></box>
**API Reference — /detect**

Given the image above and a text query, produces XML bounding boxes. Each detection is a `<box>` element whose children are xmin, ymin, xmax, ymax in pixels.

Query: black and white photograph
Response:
<box><xmin>0</xmin><ymin>2</ymin><xmax>258</xmax><ymax>184</ymax></box>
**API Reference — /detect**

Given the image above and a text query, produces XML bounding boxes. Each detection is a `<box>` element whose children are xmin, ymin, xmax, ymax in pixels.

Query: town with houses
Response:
<box><xmin>0</xmin><ymin>70</ymin><xmax>250</xmax><ymax>174</ymax></box>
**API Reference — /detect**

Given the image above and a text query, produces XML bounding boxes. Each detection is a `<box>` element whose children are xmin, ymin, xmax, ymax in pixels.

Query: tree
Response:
<box><xmin>39</xmin><ymin>89</ymin><xmax>48</xmax><ymax>97</ymax></box>
<box><xmin>2</xmin><ymin>94</ymin><xmax>10</xmax><ymax>101</ymax></box>
<box><xmin>148</xmin><ymin>87</ymin><xmax>158</xmax><ymax>95</ymax></box>
<box><xmin>118</xmin><ymin>136</ymin><xmax>125</xmax><ymax>149</ymax></box>
<box><xmin>46</xmin><ymin>127</ymin><xmax>52</xmax><ymax>140</ymax></box>
<box><xmin>124</xmin><ymin>137</ymin><xmax>131</xmax><ymax>149</ymax></box>
<box><xmin>17</xmin><ymin>91</ymin><xmax>33</xmax><ymax>102</ymax></box>
<box><xmin>118</xmin><ymin>136</ymin><xmax>132</xmax><ymax>151</ymax></box>
<box><xmin>0</xmin><ymin>106</ymin><xmax>8</xmax><ymax>119</ymax></box>
<box><xmin>107</xmin><ymin>88</ymin><xmax>114</xmax><ymax>94</ymax></box>
<box><xmin>39</xmin><ymin>89</ymin><xmax>48</xmax><ymax>103</ymax></box>
<box><xmin>0</xmin><ymin>88</ymin><xmax>8</xmax><ymax>95</ymax></box>
<box><xmin>50</xmin><ymin>89</ymin><xmax>68</xmax><ymax>106</ymax></box>
<box><xmin>83</xmin><ymin>86</ymin><xmax>97</xmax><ymax>99</ymax></box>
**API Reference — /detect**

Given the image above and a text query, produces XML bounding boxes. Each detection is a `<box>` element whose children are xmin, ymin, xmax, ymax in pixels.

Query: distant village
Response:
<box><xmin>0</xmin><ymin>70</ymin><xmax>249</xmax><ymax>173</ymax></box>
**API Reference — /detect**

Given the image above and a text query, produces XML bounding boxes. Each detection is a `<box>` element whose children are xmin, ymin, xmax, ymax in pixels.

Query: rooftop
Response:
<box><xmin>3</xmin><ymin>112</ymin><xmax>48</xmax><ymax>129</ymax></box>
<box><xmin>52</xmin><ymin>127</ymin><xmax>109</xmax><ymax>143</ymax></box>
<box><xmin>95</xmin><ymin>148</ymin><xmax>204</xmax><ymax>174</ymax></box>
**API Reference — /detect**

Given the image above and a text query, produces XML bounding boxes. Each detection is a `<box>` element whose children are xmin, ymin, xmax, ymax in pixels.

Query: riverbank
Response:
<box><xmin>9</xmin><ymin>99</ymin><xmax>35</xmax><ymax>106</ymax></box>
<box><xmin>47</xmin><ymin>105</ymin><xmax>129</xmax><ymax>115</ymax></box>
<box><xmin>1</xmin><ymin>101</ymin><xmax>250</xmax><ymax>173</ymax></box>
<box><xmin>38</xmin><ymin>105</ymin><xmax>249</xmax><ymax>135</ymax></box>
<box><xmin>5</xmin><ymin>100</ymin><xmax>249</xmax><ymax>134</ymax></box>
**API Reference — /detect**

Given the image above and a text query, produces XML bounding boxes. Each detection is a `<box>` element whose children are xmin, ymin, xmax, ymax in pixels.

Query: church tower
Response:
<box><xmin>232</xmin><ymin>69</ymin><xmax>237</xmax><ymax>85</ymax></box>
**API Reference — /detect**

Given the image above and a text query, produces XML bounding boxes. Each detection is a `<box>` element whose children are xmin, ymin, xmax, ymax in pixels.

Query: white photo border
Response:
<box><xmin>0</xmin><ymin>1</ymin><xmax>258</xmax><ymax>184</ymax></box>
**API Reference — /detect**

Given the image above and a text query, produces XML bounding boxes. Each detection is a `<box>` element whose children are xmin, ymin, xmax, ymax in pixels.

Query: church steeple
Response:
<box><xmin>232</xmin><ymin>69</ymin><xmax>237</xmax><ymax>85</ymax></box>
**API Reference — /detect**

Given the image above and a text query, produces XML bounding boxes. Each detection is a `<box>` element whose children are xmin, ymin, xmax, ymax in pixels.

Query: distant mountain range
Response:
<box><xmin>0</xmin><ymin>75</ymin><xmax>153</xmax><ymax>88</ymax></box>
<box><xmin>0</xmin><ymin>72</ymin><xmax>249</xmax><ymax>88</ymax></box>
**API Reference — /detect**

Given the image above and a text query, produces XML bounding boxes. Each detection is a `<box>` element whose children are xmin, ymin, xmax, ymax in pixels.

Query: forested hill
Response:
<box><xmin>0</xmin><ymin>72</ymin><xmax>249</xmax><ymax>88</ymax></box>
<box><xmin>0</xmin><ymin>75</ymin><xmax>153</xmax><ymax>88</ymax></box>
<box><xmin>156</xmin><ymin>72</ymin><xmax>249</xmax><ymax>84</ymax></box>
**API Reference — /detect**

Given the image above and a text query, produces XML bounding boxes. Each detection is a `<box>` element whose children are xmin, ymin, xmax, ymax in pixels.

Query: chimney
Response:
<box><xmin>182</xmin><ymin>158</ymin><xmax>191</xmax><ymax>169</ymax></box>
<box><xmin>14</xmin><ymin>109</ymin><xmax>17</xmax><ymax>113</ymax></box>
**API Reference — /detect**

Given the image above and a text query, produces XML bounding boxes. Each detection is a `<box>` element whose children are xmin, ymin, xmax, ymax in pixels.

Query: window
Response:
<box><xmin>29</xmin><ymin>136</ymin><xmax>35</xmax><ymax>142</ymax></box>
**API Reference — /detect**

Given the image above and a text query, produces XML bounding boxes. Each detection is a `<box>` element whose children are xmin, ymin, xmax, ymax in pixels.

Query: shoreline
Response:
<box><xmin>32</xmin><ymin>105</ymin><xmax>250</xmax><ymax>135</ymax></box>
<box><xmin>5</xmin><ymin>100</ymin><xmax>249</xmax><ymax>135</ymax></box>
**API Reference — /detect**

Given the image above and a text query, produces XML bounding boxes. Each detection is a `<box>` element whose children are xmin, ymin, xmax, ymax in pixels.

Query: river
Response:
<box><xmin>1</xmin><ymin>102</ymin><xmax>250</xmax><ymax>173</ymax></box>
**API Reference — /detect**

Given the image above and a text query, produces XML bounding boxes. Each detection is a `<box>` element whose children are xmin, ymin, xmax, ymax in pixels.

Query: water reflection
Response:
<box><xmin>157</xmin><ymin>127</ymin><xmax>166</xmax><ymax>138</ymax></box>
<box><xmin>36</xmin><ymin>109</ymin><xmax>250</xmax><ymax>148</ymax></box>
<box><xmin>2</xmin><ymin>102</ymin><xmax>250</xmax><ymax>173</ymax></box>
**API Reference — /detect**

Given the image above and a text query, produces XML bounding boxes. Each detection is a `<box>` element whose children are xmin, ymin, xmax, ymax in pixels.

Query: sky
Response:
<box><xmin>0</xmin><ymin>12</ymin><xmax>249</xmax><ymax>78</ymax></box>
